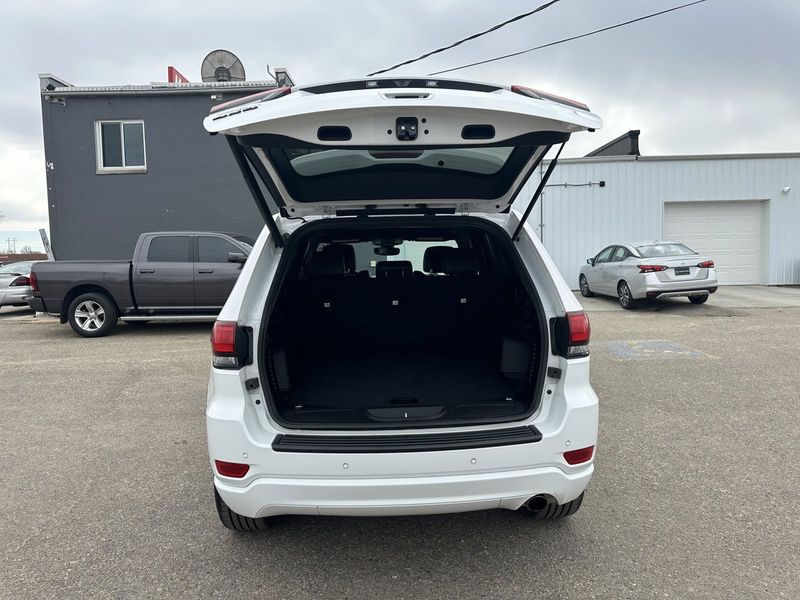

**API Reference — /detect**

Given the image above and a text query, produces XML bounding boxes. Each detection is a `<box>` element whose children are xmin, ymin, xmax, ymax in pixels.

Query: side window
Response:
<box><xmin>595</xmin><ymin>247</ymin><xmax>614</xmax><ymax>264</ymax></box>
<box><xmin>146</xmin><ymin>236</ymin><xmax>192</xmax><ymax>262</ymax></box>
<box><xmin>610</xmin><ymin>246</ymin><xmax>626</xmax><ymax>262</ymax></box>
<box><xmin>95</xmin><ymin>120</ymin><xmax>146</xmax><ymax>173</ymax></box>
<box><xmin>198</xmin><ymin>236</ymin><xmax>240</xmax><ymax>263</ymax></box>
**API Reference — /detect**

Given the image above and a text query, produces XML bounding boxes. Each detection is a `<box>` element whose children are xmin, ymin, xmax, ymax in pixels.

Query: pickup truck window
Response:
<box><xmin>147</xmin><ymin>236</ymin><xmax>192</xmax><ymax>262</ymax></box>
<box><xmin>198</xmin><ymin>236</ymin><xmax>241</xmax><ymax>263</ymax></box>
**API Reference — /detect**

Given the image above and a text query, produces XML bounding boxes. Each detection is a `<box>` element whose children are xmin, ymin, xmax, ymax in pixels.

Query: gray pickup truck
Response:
<box><xmin>28</xmin><ymin>231</ymin><xmax>252</xmax><ymax>337</ymax></box>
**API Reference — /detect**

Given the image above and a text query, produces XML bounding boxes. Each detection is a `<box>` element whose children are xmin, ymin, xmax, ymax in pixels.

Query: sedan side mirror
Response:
<box><xmin>587</xmin><ymin>258</ymin><xmax>595</xmax><ymax>266</ymax></box>
<box><xmin>228</xmin><ymin>252</ymin><xmax>248</xmax><ymax>264</ymax></box>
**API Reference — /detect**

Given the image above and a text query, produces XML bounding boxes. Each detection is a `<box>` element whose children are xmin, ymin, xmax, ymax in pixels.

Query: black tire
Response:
<box><xmin>617</xmin><ymin>281</ymin><xmax>637</xmax><ymax>310</ymax></box>
<box><xmin>521</xmin><ymin>492</ymin><xmax>584</xmax><ymax>520</ymax></box>
<box><xmin>67</xmin><ymin>292</ymin><xmax>119</xmax><ymax>337</ymax></box>
<box><xmin>688</xmin><ymin>295</ymin><xmax>708</xmax><ymax>305</ymax></box>
<box><xmin>579</xmin><ymin>275</ymin><xmax>594</xmax><ymax>297</ymax></box>
<box><xmin>214</xmin><ymin>487</ymin><xmax>269</xmax><ymax>532</ymax></box>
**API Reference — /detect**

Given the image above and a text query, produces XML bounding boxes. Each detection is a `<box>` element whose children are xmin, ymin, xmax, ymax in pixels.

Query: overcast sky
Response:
<box><xmin>1</xmin><ymin>0</ymin><xmax>798</xmax><ymax>236</ymax></box>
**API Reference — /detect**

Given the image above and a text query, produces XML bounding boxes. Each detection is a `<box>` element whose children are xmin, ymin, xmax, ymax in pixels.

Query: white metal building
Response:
<box><xmin>514</xmin><ymin>152</ymin><xmax>800</xmax><ymax>289</ymax></box>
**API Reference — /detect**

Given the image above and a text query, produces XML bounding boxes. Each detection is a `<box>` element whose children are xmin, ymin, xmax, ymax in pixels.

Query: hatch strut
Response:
<box><xmin>511</xmin><ymin>142</ymin><xmax>565</xmax><ymax>242</ymax></box>
<box><xmin>225</xmin><ymin>135</ymin><xmax>284</xmax><ymax>248</ymax></box>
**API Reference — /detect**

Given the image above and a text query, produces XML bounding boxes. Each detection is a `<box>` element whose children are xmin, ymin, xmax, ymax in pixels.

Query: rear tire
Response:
<box><xmin>579</xmin><ymin>275</ymin><xmax>594</xmax><ymax>297</ymax></box>
<box><xmin>617</xmin><ymin>281</ymin><xmax>637</xmax><ymax>310</ymax></box>
<box><xmin>520</xmin><ymin>492</ymin><xmax>584</xmax><ymax>520</ymax></box>
<box><xmin>214</xmin><ymin>488</ymin><xmax>269</xmax><ymax>532</ymax></box>
<box><xmin>67</xmin><ymin>292</ymin><xmax>119</xmax><ymax>337</ymax></box>
<box><xmin>688</xmin><ymin>295</ymin><xmax>708</xmax><ymax>305</ymax></box>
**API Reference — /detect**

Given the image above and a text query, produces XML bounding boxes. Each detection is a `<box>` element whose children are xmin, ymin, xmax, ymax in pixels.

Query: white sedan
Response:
<box><xmin>579</xmin><ymin>241</ymin><xmax>718</xmax><ymax>309</ymax></box>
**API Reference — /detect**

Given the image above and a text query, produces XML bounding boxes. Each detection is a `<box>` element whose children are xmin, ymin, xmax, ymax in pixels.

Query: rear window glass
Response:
<box><xmin>147</xmin><ymin>236</ymin><xmax>192</xmax><ymax>262</ymax></box>
<box><xmin>284</xmin><ymin>148</ymin><xmax>515</xmax><ymax>177</ymax></box>
<box><xmin>636</xmin><ymin>243</ymin><xmax>696</xmax><ymax>258</ymax></box>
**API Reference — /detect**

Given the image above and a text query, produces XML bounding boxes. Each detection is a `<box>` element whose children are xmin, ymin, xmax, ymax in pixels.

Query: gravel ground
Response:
<box><xmin>0</xmin><ymin>301</ymin><xmax>798</xmax><ymax>599</ymax></box>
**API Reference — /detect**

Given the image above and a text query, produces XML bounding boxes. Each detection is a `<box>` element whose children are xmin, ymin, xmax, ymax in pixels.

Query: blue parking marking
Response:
<box><xmin>606</xmin><ymin>340</ymin><xmax>707</xmax><ymax>359</ymax></box>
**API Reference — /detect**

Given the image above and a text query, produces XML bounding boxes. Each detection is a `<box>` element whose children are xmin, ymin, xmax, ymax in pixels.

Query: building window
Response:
<box><xmin>95</xmin><ymin>120</ymin><xmax>146</xmax><ymax>173</ymax></box>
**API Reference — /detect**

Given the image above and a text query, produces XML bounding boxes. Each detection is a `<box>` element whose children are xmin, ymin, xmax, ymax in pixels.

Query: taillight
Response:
<box><xmin>210</xmin><ymin>320</ymin><xmax>251</xmax><ymax>369</ymax></box>
<box><xmin>564</xmin><ymin>445</ymin><xmax>594</xmax><ymax>465</ymax></box>
<box><xmin>638</xmin><ymin>264</ymin><xmax>667</xmax><ymax>273</ymax></box>
<box><xmin>10</xmin><ymin>276</ymin><xmax>31</xmax><ymax>287</ymax></box>
<box><xmin>697</xmin><ymin>260</ymin><xmax>714</xmax><ymax>268</ymax></box>
<box><xmin>29</xmin><ymin>270</ymin><xmax>38</xmax><ymax>292</ymax></box>
<box><xmin>214</xmin><ymin>459</ymin><xmax>250</xmax><ymax>478</ymax></box>
<box><xmin>511</xmin><ymin>85</ymin><xmax>590</xmax><ymax>111</ymax></box>
<box><xmin>553</xmin><ymin>310</ymin><xmax>591</xmax><ymax>358</ymax></box>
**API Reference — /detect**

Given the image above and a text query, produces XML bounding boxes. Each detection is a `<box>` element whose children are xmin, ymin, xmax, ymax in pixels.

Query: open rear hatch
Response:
<box><xmin>203</xmin><ymin>78</ymin><xmax>602</xmax><ymax>227</ymax></box>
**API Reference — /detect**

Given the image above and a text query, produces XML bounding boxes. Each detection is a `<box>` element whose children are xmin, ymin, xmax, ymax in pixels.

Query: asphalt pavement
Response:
<box><xmin>1</xmin><ymin>292</ymin><xmax>798</xmax><ymax>599</ymax></box>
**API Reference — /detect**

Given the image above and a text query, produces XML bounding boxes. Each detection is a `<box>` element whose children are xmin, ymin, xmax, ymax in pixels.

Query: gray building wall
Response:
<box><xmin>41</xmin><ymin>90</ymin><xmax>272</xmax><ymax>260</ymax></box>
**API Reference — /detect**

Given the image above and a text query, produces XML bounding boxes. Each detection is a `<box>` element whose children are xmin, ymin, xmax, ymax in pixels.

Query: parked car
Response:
<box><xmin>579</xmin><ymin>240</ymin><xmax>718</xmax><ymax>309</ymax></box>
<box><xmin>0</xmin><ymin>261</ymin><xmax>41</xmax><ymax>308</ymax></box>
<box><xmin>28</xmin><ymin>231</ymin><xmax>252</xmax><ymax>336</ymax></box>
<box><xmin>203</xmin><ymin>78</ymin><xmax>602</xmax><ymax>531</ymax></box>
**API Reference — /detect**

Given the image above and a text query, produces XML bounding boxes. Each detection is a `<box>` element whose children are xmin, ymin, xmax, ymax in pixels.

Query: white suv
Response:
<box><xmin>203</xmin><ymin>78</ymin><xmax>601</xmax><ymax>531</ymax></box>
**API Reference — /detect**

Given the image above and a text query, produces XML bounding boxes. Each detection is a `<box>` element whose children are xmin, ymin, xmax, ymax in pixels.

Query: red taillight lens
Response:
<box><xmin>564</xmin><ymin>445</ymin><xmax>594</xmax><ymax>465</ymax></box>
<box><xmin>214</xmin><ymin>460</ymin><xmax>250</xmax><ymax>478</ymax></box>
<box><xmin>638</xmin><ymin>264</ymin><xmax>667</xmax><ymax>273</ymax></box>
<box><xmin>697</xmin><ymin>260</ymin><xmax>714</xmax><ymax>268</ymax></box>
<box><xmin>567</xmin><ymin>311</ymin><xmax>590</xmax><ymax>345</ymax></box>
<box><xmin>211</xmin><ymin>320</ymin><xmax>237</xmax><ymax>354</ymax></box>
<box><xmin>29</xmin><ymin>271</ymin><xmax>38</xmax><ymax>292</ymax></box>
<box><xmin>10</xmin><ymin>276</ymin><xmax>31</xmax><ymax>287</ymax></box>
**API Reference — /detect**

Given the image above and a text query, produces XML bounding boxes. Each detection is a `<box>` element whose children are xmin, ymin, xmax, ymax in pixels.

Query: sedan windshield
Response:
<box><xmin>635</xmin><ymin>243</ymin><xmax>696</xmax><ymax>258</ymax></box>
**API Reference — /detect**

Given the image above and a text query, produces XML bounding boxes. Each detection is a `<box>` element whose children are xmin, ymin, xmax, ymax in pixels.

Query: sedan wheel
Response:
<box><xmin>579</xmin><ymin>275</ymin><xmax>594</xmax><ymax>298</ymax></box>
<box><xmin>617</xmin><ymin>281</ymin><xmax>637</xmax><ymax>310</ymax></box>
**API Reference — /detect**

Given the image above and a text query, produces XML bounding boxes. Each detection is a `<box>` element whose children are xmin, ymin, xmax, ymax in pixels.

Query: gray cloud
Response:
<box><xmin>1</xmin><ymin>0</ymin><xmax>799</xmax><ymax>227</ymax></box>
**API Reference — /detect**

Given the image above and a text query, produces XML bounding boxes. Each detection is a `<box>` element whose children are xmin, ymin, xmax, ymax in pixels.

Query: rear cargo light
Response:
<box><xmin>638</xmin><ymin>264</ymin><xmax>667</xmax><ymax>273</ymax></box>
<box><xmin>511</xmin><ymin>85</ymin><xmax>590</xmax><ymax>112</ymax></box>
<box><xmin>697</xmin><ymin>260</ymin><xmax>715</xmax><ymax>268</ymax></box>
<box><xmin>29</xmin><ymin>271</ymin><xmax>38</xmax><ymax>292</ymax></box>
<box><xmin>9</xmin><ymin>276</ymin><xmax>31</xmax><ymax>287</ymax></box>
<box><xmin>553</xmin><ymin>310</ymin><xmax>591</xmax><ymax>358</ymax></box>
<box><xmin>563</xmin><ymin>445</ymin><xmax>594</xmax><ymax>465</ymax></box>
<box><xmin>210</xmin><ymin>320</ymin><xmax>251</xmax><ymax>369</ymax></box>
<box><xmin>214</xmin><ymin>460</ymin><xmax>250</xmax><ymax>478</ymax></box>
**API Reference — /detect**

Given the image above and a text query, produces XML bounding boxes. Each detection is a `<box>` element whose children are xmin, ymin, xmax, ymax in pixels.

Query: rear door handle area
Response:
<box><xmin>138</xmin><ymin>268</ymin><xmax>155</xmax><ymax>273</ymax></box>
<box><xmin>197</xmin><ymin>269</ymin><xmax>214</xmax><ymax>274</ymax></box>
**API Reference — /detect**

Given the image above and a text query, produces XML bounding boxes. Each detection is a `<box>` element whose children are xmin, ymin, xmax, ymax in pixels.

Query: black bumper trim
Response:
<box><xmin>272</xmin><ymin>425</ymin><xmax>542</xmax><ymax>453</ymax></box>
<box><xmin>27</xmin><ymin>297</ymin><xmax>46</xmax><ymax>312</ymax></box>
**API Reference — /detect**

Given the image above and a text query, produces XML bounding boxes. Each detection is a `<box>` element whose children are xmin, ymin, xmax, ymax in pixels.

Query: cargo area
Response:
<box><xmin>261</xmin><ymin>219</ymin><xmax>547</xmax><ymax>429</ymax></box>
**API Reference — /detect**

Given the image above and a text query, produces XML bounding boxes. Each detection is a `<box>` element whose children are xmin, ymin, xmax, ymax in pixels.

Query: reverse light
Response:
<box><xmin>638</xmin><ymin>264</ymin><xmax>667</xmax><ymax>273</ymax></box>
<box><xmin>214</xmin><ymin>460</ymin><xmax>250</xmax><ymax>478</ymax></box>
<box><xmin>564</xmin><ymin>445</ymin><xmax>594</xmax><ymax>465</ymax></box>
<box><xmin>697</xmin><ymin>260</ymin><xmax>715</xmax><ymax>268</ymax></box>
<box><xmin>9</xmin><ymin>276</ymin><xmax>31</xmax><ymax>287</ymax></box>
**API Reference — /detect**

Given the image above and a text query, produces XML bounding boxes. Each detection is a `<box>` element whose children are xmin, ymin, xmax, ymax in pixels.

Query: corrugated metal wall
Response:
<box><xmin>513</xmin><ymin>154</ymin><xmax>800</xmax><ymax>288</ymax></box>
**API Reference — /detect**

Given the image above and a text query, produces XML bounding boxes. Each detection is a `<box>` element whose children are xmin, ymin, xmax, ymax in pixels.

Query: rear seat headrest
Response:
<box><xmin>375</xmin><ymin>260</ymin><xmax>413</xmax><ymax>279</ymax></box>
<box><xmin>442</xmin><ymin>249</ymin><xmax>479</xmax><ymax>275</ymax></box>
<box><xmin>307</xmin><ymin>250</ymin><xmax>346</xmax><ymax>276</ymax></box>
<box><xmin>321</xmin><ymin>244</ymin><xmax>356</xmax><ymax>273</ymax></box>
<box><xmin>423</xmin><ymin>246</ymin><xmax>454</xmax><ymax>274</ymax></box>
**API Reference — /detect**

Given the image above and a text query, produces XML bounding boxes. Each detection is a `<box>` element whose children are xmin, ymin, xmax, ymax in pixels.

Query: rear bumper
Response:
<box><xmin>27</xmin><ymin>296</ymin><xmax>47</xmax><ymax>312</ymax></box>
<box><xmin>646</xmin><ymin>286</ymin><xmax>718</xmax><ymax>299</ymax></box>
<box><xmin>215</xmin><ymin>462</ymin><xmax>593</xmax><ymax>518</ymax></box>
<box><xmin>0</xmin><ymin>287</ymin><xmax>32</xmax><ymax>307</ymax></box>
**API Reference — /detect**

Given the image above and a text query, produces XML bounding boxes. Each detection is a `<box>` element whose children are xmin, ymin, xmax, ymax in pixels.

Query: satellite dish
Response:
<box><xmin>201</xmin><ymin>49</ymin><xmax>246</xmax><ymax>82</ymax></box>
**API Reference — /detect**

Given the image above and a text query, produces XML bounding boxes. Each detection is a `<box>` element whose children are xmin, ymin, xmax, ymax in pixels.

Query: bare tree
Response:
<box><xmin>20</xmin><ymin>245</ymin><xmax>33</xmax><ymax>254</ymax></box>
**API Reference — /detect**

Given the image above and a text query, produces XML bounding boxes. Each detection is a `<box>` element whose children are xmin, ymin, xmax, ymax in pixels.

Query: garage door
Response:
<box><xmin>664</xmin><ymin>201</ymin><xmax>763</xmax><ymax>285</ymax></box>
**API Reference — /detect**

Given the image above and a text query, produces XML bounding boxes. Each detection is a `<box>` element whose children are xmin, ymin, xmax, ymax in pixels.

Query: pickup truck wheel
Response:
<box><xmin>67</xmin><ymin>293</ymin><xmax>119</xmax><ymax>337</ymax></box>
<box><xmin>214</xmin><ymin>488</ymin><xmax>269</xmax><ymax>532</ymax></box>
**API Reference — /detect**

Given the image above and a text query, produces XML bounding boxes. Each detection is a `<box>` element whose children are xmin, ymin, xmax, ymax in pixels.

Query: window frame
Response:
<box><xmin>94</xmin><ymin>120</ymin><xmax>147</xmax><ymax>174</ymax></box>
